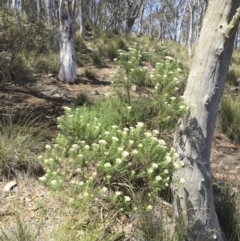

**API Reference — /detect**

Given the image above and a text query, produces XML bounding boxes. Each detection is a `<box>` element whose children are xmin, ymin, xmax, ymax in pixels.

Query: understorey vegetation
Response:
<box><xmin>1</xmin><ymin>8</ymin><xmax>240</xmax><ymax>240</ymax></box>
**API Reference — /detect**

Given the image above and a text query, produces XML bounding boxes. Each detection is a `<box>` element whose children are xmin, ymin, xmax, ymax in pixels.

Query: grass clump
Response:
<box><xmin>219</xmin><ymin>93</ymin><xmax>240</xmax><ymax>143</ymax></box>
<box><xmin>72</xmin><ymin>92</ymin><xmax>91</xmax><ymax>107</ymax></box>
<box><xmin>0</xmin><ymin>54</ymin><xmax>32</xmax><ymax>85</ymax></box>
<box><xmin>0</xmin><ymin>216</ymin><xmax>35</xmax><ymax>241</ymax></box>
<box><xmin>228</xmin><ymin>50</ymin><xmax>240</xmax><ymax>86</ymax></box>
<box><xmin>84</xmin><ymin>69</ymin><xmax>97</xmax><ymax>80</ymax></box>
<box><xmin>54</xmin><ymin>186</ymin><xmax>125</xmax><ymax>241</ymax></box>
<box><xmin>99</xmin><ymin>37</ymin><xmax>128</xmax><ymax>61</ymax></box>
<box><xmin>227</xmin><ymin>68</ymin><xmax>240</xmax><ymax>86</ymax></box>
<box><xmin>90</xmin><ymin>51</ymin><xmax>103</xmax><ymax>66</ymax></box>
<box><xmin>30</xmin><ymin>51</ymin><xmax>59</xmax><ymax>74</ymax></box>
<box><xmin>0</xmin><ymin>114</ymin><xmax>44</xmax><ymax>178</ymax></box>
<box><xmin>90</xmin><ymin>31</ymin><xmax>128</xmax><ymax>66</ymax></box>
<box><xmin>214</xmin><ymin>183</ymin><xmax>240</xmax><ymax>241</ymax></box>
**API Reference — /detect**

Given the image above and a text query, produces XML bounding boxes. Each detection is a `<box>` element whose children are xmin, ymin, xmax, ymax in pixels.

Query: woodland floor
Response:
<box><xmin>0</xmin><ymin>64</ymin><xmax>240</xmax><ymax>239</ymax></box>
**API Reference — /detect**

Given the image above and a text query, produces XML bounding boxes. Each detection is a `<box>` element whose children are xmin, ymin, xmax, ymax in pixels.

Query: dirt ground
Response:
<box><xmin>0</xmin><ymin>65</ymin><xmax>239</xmax><ymax>239</ymax></box>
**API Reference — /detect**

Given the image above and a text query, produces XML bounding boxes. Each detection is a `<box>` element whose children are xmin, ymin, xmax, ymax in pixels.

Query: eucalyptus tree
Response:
<box><xmin>79</xmin><ymin>0</ymin><xmax>86</xmax><ymax>37</ymax></box>
<box><xmin>46</xmin><ymin>0</ymin><xmax>53</xmax><ymax>27</ymax></box>
<box><xmin>187</xmin><ymin>0</ymin><xmax>196</xmax><ymax>56</ymax></box>
<box><xmin>193</xmin><ymin>0</ymin><xmax>208</xmax><ymax>42</ymax></box>
<box><xmin>124</xmin><ymin>0</ymin><xmax>144</xmax><ymax>36</ymax></box>
<box><xmin>137</xmin><ymin>0</ymin><xmax>147</xmax><ymax>35</ymax></box>
<box><xmin>187</xmin><ymin>0</ymin><xmax>208</xmax><ymax>56</ymax></box>
<box><xmin>172</xmin><ymin>0</ymin><xmax>240</xmax><ymax>240</ymax></box>
<box><xmin>154</xmin><ymin>0</ymin><xmax>187</xmax><ymax>42</ymax></box>
<box><xmin>175</xmin><ymin>1</ymin><xmax>187</xmax><ymax>43</ymax></box>
<box><xmin>104</xmin><ymin>0</ymin><xmax>125</xmax><ymax>32</ymax></box>
<box><xmin>20</xmin><ymin>0</ymin><xmax>38</xmax><ymax>22</ymax></box>
<box><xmin>58</xmin><ymin>0</ymin><xmax>77</xmax><ymax>83</ymax></box>
<box><xmin>155</xmin><ymin>0</ymin><xmax>168</xmax><ymax>43</ymax></box>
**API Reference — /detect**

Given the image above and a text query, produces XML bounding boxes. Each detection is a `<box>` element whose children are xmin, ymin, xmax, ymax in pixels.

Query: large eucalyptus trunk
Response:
<box><xmin>172</xmin><ymin>1</ymin><xmax>240</xmax><ymax>240</ymax></box>
<box><xmin>58</xmin><ymin>0</ymin><xmax>77</xmax><ymax>83</ymax></box>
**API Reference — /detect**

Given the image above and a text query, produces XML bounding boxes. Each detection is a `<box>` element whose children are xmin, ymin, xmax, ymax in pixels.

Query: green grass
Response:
<box><xmin>0</xmin><ymin>216</ymin><xmax>35</xmax><ymax>241</ymax></box>
<box><xmin>227</xmin><ymin>68</ymin><xmax>239</xmax><ymax>86</ymax></box>
<box><xmin>227</xmin><ymin>49</ymin><xmax>240</xmax><ymax>86</ymax></box>
<box><xmin>36</xmin><ymin>48</ymin><xmax>188</xmax><ymax>239</ymax></box>
<box><xmin>0</xmin><ymin>113</ymin><xmax>44</xmax><ymax>177</ymax></box>
<box><xmin>219</xmin><ymin>93</ymin><xmax>240</xmax><ymax>142</ymax></box>
<box><xmin>214</xmin><ymin>183</ymin><xmax>240</xmax><ymax>241</ymax></box>
<box><xmin>29</xmin><ymin>51</ymin><xmax>59</xmax><ymax>74</ymax></box>
<box><xmin>84</xmin><ymin>69</ymin><xmax>97</xmax><ymax>79</ymax></box>
<box><xmin>2</xmin><ymin>19</ymin><xmax>240</xmax><ymax>239</ymax></box>
<box><xmin>89</xmin><ymin>32</ymin><xmax>128</xmax><ymax>66</ymax></box>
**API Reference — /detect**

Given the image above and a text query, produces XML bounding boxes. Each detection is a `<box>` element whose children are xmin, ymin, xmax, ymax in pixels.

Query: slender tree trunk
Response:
<box><xmin>147</xmin><ymin>0</ymin><xmax>153</xmax><ymax>37</ymax></box>
<box><xmin>79</xmin><ymin>0</ymin><xmax>86</xmax><ymax>37</ymax></box>
<box><xmin>176</xmin><ymin>2</ymin><xmax>187</xmax><ymax>43</ymax></box>
<box><xmin>46</xmin><ymin>0</ymin><xmax>53</xmax><ymax>26</ymax></box>
<box><xmin>194</xmin><ymin>0</ymin><xmax>207</xmax><ymax>44</ymax></box>
<box><xmin>7</xmin><ymin>0</ymin><xmax>12</xmax><ymax>7</ymax></box>
<box><xmin>124</xmin><ymin>0</ymin><xmax>142</xmax><ymax>36</ymax></box>
<box><xmin>22</xmin><ymin>0</ymin><xmax>31</xmax><ymax>21</ymax></box>
<box><xmin>137</xmin><ymin>1</ymin><xmax>145</xmax><ymax>36</ymax></box>
<box><xmin>13</xmin><ymin>0</ymin><xmax>22</xmax><ymax>28</ymax></box>
<box><xmin>187</xmin><ymin>2</ymin><xmax>195</xmax><ymax>57</ymax></box>
<box><xmin>172</xmin><ymin>1</ymin><xmax>240</xmax><ymax>240</ymax></box>
<box><xmin>235</xmin><ymin>29</ymin><xmax>240</xmax><ymax>48</ymax></box>
<box><xmin>29</xmin><ymin>0</ymin><xmax>37</xmax><ymax>22</ymax></box>
<box><xmin>58</xmin><ymin>0</ymin><xmax>77</xmax><ymax>83</ymax></box>
<box><xmin>158</xmin><ymin>20</ymin><xmax>164</xmax><ymax>45</ymax></box>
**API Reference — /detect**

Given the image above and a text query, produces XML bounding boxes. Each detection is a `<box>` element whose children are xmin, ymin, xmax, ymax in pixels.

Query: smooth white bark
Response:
<box><xmin>58</xmin><ymin>0</ymin><xmax>77</xmax><ymax>83</ymax></box>
<box><xmin>172</xmin><ymin>1</ymin><xmax>240</xmax><ymax>240</ymax></box>
<box><xmin>187</xmin><ymin>1</ymin><xmax>195</xmax><ymax>57</ymax></box>
<box><xmin>124</xmin><ymin>0</ymin><xmax>143</xmax><ymax>36</ymax></box>
<box><xmin>79</xmin><ymin>0</ymin><xmax>86</xmax><ymax>37</ymax></box>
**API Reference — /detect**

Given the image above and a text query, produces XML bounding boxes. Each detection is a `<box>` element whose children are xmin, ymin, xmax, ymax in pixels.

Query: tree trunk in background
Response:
<box><xmin>137</xmin><ymin>1</ymin><xmax>145</xmax><ymax>36</ymax></box>
<box><xmin>58</xmin><ymin>0</ymin><xmax>77</xmax><ymax>83</ymax></box>
<box><xmin>187</xmin><ymin>1</ymin><xmax>195</xmax><ymax>57</ymax></box>
<box><xmin>28</xmin><ymin>0</ymin><xmax>37</xmax><ymax>22</ymax></box>
<box><xmin>176</xmin><ymin>1</ymin><xmax>187</xmax><ymax>43</ymax></box>
<box><xmin>46</xmin><ymin>0</ymin><xmax>53</xmax><ymax>26</ymax></box>
<box><xmin>157</xmin><ymin>2</ymin><xmax>166</xmax><ymax>45</ymax></box>
<box><xmin>193</xmin><ymin>0</ymin><xmax>207</xmax><ymax>44</ymax></box>
<box><xmin>124</xmin><ymin>0</ymin><xmax>143</xmax><ymax>36</ymax></box>
<box><xmin>79</xmin><ymin>0</ymin><xmax>86</xmax><ymax>37</ymax></box>
<box><xmin>147</xmin><ymin>0</ymin><xmax>153</xmax><ymax>37</ymax></box>
<box><xmin>158</xmin><ymin>20</ymin><xmax>163</xmax><ymax>44</ymax></box>
<box><xmin>14</xmin><ymin>0</ymin><xmax>22</xmax><ymax>28</ymax></box>
<box><xmin>172</xmin><ymin>0</ymin><xmax>240</xmax><ymax>240</ymax></box>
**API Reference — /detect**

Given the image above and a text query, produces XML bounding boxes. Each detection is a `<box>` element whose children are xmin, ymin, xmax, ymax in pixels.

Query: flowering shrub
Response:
<box><xmin>112</xmin><ymin>44</ymin><xmax>187</xmax><ymax>131</ymax></box>
<box><xmin>39</xmin><ymin>106</ymin><xmax>184</xmax><ymax>212</ymax></box>
<box><xmin>38</xmin><ymin>43</ymin><xmax>188</xmax><ymax>213</ymax></box>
